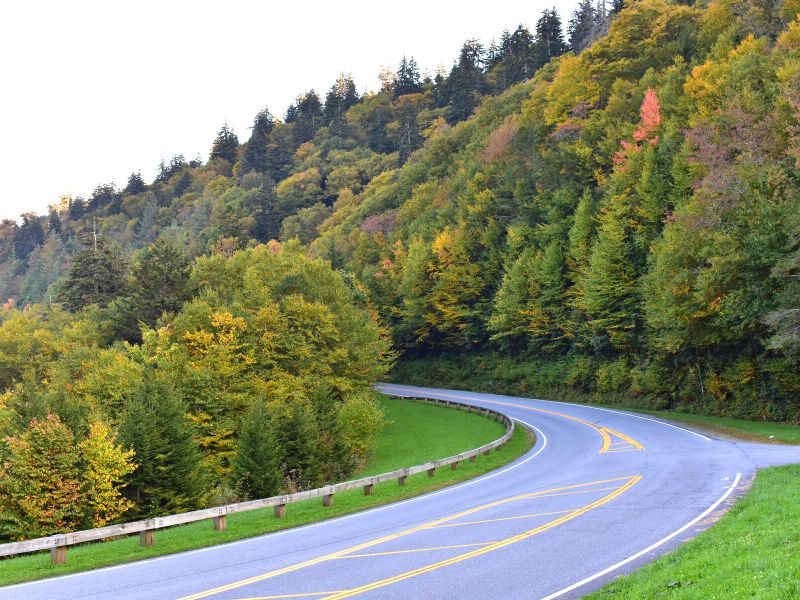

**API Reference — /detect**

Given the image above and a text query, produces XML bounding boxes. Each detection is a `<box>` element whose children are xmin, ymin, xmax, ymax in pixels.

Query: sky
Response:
<box><xmin>0</xmin><ymin>0</ymin><xmax>578</xmax><ymax>221</ymax></box>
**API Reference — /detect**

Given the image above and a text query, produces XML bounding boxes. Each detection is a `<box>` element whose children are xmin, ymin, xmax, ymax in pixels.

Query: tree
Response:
<box><xmin>287</xmin><ymin>91</ymin><xmax>323</xmax><ymax>146</ymax></box>
<box><xmin>576</xmin><ymin>207</ymin><xmax>640</xmax><ymax>353</ymax></box>
<box><xmin>110</xmin><ymin>238</ymin><xmax>193</xmax><ymax>342</ymax></box>
<box><xmin>210</xmin><ymin>122</ymin><xmax>240</xmax><ymax>163</ymax></box>
<box><xmin>0</xmin><ymin>414</ymin><xmax>85</xmax><ymax>539</ymax></box>
<box><xmin>394</xmin><ymin>56</ymin><xmax>422</xmax><ymax>97</ymax></box>
<box><xmin>535</xmin><ymin>8</ymin><xmax>569</xmax><ymax>66</ymax></box>
<box><xmin>323</xmin><ymin>74</ymin><xmax>359</xmax><ymax>126</ymax></box>
<box><xmin>568</xmin><ymin>0</ymin><xmax>598</xmax><ymax>52</ymax></box>
<box><xmin>79</xmin><ymin>420</ymin><xmax>136</xmax><ymax>527</ymax></box>
<box><xmin>119</xmin><ymin>374</ymin><xmax>204</xmax><ymax>516</ymax></box>
<box><xmin>124</xmin><ymin>172</ymin><xmax>147</xmax><ymax>195</ymax></box>
<box><xmin>58</xmin><ymin>236</ymin><xmax>127</xmax><ymax>311</ymax></box>
<box><xmin>241</xmin><ymin>108</ymin><xmax>275</xmax><ymax>174</ymax></box>
<box><xmin>231</xmin><ymin>400</ymin><xmax>283</xmax><ymax>499</ymax></box>
<box><xmin>445</xmin><ymin>39</ymin><xmax>488</xmax><ymax>123</ymax></box>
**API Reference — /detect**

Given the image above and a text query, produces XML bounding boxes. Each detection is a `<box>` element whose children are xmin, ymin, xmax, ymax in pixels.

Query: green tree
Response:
<box><xmin>111</xmin><ymin>238</ymin><xmax>193</xmax><ymax>342</ymax></box>
<box><xmin>231</xmin><ymin>400</ymin><xmax>283</xmax><ymax>499</ymax></box>
<box><xmin>210</xmin><ymin>122</ymin><xmax>239</xmax><ymax>163</ymax></box>
<box><xmin>57</xmin><ymin>236</ymin><xmax>127</xmax><ymax>311</ymax></box>
<box><xmin>119</xmin><ymin>374</ymin><xmax>204</xmax><ymax>516</ymax></box>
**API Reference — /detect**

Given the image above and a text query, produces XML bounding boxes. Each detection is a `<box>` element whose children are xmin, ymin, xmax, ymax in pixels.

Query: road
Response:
<box><xmin>3</xmin><ymin>385</ymin><xmax>799</xmax><ymax>599</ymax></box>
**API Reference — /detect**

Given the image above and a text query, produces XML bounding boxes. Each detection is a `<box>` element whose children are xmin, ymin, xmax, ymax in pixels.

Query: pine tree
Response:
<box><xmin>231</xmin><ymin>400</ymin><xmax>283</xmax><ymax>499</ymax></box>
<box><xmin>445</xmin><ymin>39</ymin><xmax>487</xmax><ymax>123</ymax></box>
<box><xmin>535</xmin><ymin>8</ymin><xmax>569</xmax><ymax>67</ymax></box>
<box><xmin>58</xmin><ymin>236</ymin><xmax>127</xmax><ymax>311</ymax></box>
<box><xmin>210</xmin><ymin>122</ymin><xmax>240</xmax><ymax>163</ymax></box>
<box><xmin>394</xmin><ymin>56</ymin><xmax>422</xmax><ymax>97</ymax></box>
<box><xmin>124</xmin><ymin>172</ymin><xmax>147</xmax><ymax>195</ymax></box>
<box><xmin>568</xmin><ymin>0</ymin><xmax>597</xmax><ymax>52</ymax></box>
<box><xmin>577</xmin><ymin>207</ymin><xmax>640</xmax><ymax>353</ymax></box>
<box><xmin>111</xmin><ymin>238</ymin><xmax>193</xmax><ymax>342</ymax></box>
<box><xmin>242</xmin><ymin>108</ymin><xmax>275</xmax><ymax>174</ymax></box>
<box><xmin>119</xmin><ymin>374</ymin><xmax>204</xmax><ymax>517</ymax></box>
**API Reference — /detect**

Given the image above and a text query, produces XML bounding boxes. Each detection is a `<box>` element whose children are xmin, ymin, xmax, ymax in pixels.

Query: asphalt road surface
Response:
<box><xmin>4</xmin><ymin>385</ymin><xmax>799</xmax><ymax>600</ymax></box>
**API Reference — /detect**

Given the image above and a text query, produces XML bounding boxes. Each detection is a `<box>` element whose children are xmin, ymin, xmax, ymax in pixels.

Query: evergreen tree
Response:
<box><xmin>242</xmin><ymin>108</ymin><xmax>275</xmax><ymax>174</ymax></box>
<box><xmin>210</xmin><ymin>122</ymin><xmax>240</xmax><ymax>163</ymax></box>
<box><xmin>577</xmin><ymin>207</ymin><xmax>640</xmax><ymax>353</ymax></box>
<box><xmin>119</xmin><ymin>374</ymin><xmax>204</xmax><ymax>517</ymax></box>
<box><xmin>445</xmin><ymin>39</ymin><xmax>488</xmax><ymax>123</ymax></box>
<box><xmin>394</xmin><ymin>56</ymin><xmax>423</xmax><ymax>97</ymax></box>
<box><xmin>288</xmin><ymin>90</ymin><xmax>323</xmax><ymax>146</ymax></box>
<box><xmin>534</xmin><ymin>8</ymin><xmax>568</xmax><ymax>67</ymax></box>
<box><xmin>323</xmin><ymin>73</ymin><xmax>359</xmax><ymax>133</ymax></box>
<box><xmin>111</xmin><ymin>238</ymin><xmax>193</xmax><ymax>342</ymax></box>
<box><xmin>231</xmin><ymin>400</ymin><xmax>283</xmax><ymax>499</ymax></box>
<box><xmin>568</xmin><ymin>0</ymin><xmax>598</xmax><ymax>52</ymax></box>
<box><xmin>124</xmin><ymin>171</ymin><xmax>147</xmax><ymax>195</ymax></box>
<box><xmin>58</xmin><ymin>236</ymin><xmax>127</xmax><ymax>311</ymax></box>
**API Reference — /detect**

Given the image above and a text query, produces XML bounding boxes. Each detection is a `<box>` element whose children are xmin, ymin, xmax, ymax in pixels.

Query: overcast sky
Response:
<box><xmin>0</xmin><ymin>0</ymin><xmax>577</xmax><ymax>221</ymax></box>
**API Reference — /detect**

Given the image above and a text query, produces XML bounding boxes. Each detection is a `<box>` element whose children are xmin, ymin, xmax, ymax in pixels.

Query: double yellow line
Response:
<box><xmin>383</xmin><ymin>387</ymin><xmax>645</xmax><ymax>453</ymax></box>
<box><xmin>179</xmin><ymin>476</ymin><xmax>642</xmax><ymax>600</ymax></box>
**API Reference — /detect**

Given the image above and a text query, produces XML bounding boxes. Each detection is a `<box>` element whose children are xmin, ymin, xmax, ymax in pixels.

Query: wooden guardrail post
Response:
<box><xmin>213</xmin><ymin>515</ymin><xmax>227</xmax><ymax>531</ymax></box>
<box><xmin>470</xmin><ymin>454</ymin><xmax>477</xmax><ymax>463</ymax></box>
<box><xmin>427</xmin><ymin>467</ymin><xmax>436</xmax><ymax>477</ymax></box>
<box><xmin>323</xmin><ymin>493</ymin><xmax>334</xmax><ymax>507</ymax></box>
<box><xmin>363</xmin><ymin>483</ymin><xmax>374</xmax><ymax>496</ymax></box>
<box><xmin>51</xmin><ymin>546</ymin><xmax>67</xmax><ymax>565</ymax></box>
<box><xmin>398</xmin><ymin>475</ymin><xmax>407</xmax><ymax>486</ymax></box>
<box><xmin>140</xmin><ymin>529</ymin><xmax>154</xmax><ymax>547</ymax></box>
<box><xmin>451</xmin><ymin>461</ymin><xmax>459</xmax><ymax>470</ymax></box>
<box><xmin>274</xmin><ymin>503</ymin><xmax>286</xmax><ymax>518</ymax></box>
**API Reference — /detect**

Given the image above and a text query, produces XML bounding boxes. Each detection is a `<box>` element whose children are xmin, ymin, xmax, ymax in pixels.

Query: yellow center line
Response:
<box><xmin>334</xmin><ymin>542</ymin><xmax>494</xmax><ymax>559</ymax></box>
<box><xmin>383</xmin><ymin>386</ymin><xmax>645</xmax><ymax>453</ymax></box>
<box><xmin>430</xmin><ymin>509</ymin><xmax>574</xmax><ymax>528</ymax></box>
<box><xmin>232</xmin><ymin>593</ymin><xmax>342</xmax><ymax>600</ymax></box>
<box><xmin>321</xmin><ymin>476</ymin><xmax>643</xmax><ymax>599</ymax></box>
<box><xmin>178</xmin><ymin>476</ymin><xmax>637</xmax><ymax>600</ymax></box>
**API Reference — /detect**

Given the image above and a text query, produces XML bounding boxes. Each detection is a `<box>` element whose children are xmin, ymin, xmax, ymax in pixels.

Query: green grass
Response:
<box><xmin>588</xmin><ymin>464</ymin><xmax>800</xmax><ymax>599</ymax></box>
<box><xmin>0</xmin><ymin>397</ymin><xmax>533</xmax><ymax>586</ymax></box>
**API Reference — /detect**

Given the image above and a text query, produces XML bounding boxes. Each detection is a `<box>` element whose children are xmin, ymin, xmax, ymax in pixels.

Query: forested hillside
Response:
<box><xmin>316</xmin><ymin>0</ymin><xmax>800</xmax><ymax>420</ymax></box>
<box><xmin>0</xmin><ymin>0</ymin><xmax>799</xmax><ymax>542</ymax></box>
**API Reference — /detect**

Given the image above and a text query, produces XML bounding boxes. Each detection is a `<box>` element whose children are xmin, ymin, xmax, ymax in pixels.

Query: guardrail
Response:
<box><xmin>0</xmin><ymin>395</ymin><xmax>513</xmax><ymax>565</ymax></box>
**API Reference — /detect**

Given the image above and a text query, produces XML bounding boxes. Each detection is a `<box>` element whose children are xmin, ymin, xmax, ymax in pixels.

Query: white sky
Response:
<box><xmin>0</xmin><ymin>0</ymin><xmax>576</xmax><ymax>221</ymax></box>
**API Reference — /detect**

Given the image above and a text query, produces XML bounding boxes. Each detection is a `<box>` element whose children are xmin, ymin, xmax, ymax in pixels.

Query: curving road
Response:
<box><xmin>3</xmin><ymin>385</ymin><xmax>799</xmax><ymax>599</ymax></box>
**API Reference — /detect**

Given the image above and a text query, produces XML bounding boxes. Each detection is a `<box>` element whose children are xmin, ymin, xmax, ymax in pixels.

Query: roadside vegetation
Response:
<box><xmin>391</xmin><ymin>354</ymin><xmax>800</xmax><ymax>444</ymax></box>
<box><xmin>589</xmin><ymin>464</ymin><xmax>800</xmax><ymax>599</ymax></box>
<box><xmin>0</xmin><ymin>397</ymin><xmax>531</xmax><ymax>586</ymax></box>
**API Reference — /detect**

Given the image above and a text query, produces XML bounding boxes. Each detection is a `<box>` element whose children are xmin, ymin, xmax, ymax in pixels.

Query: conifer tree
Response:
<box><xmin>111</xmin><ymin>238</ymin><xmax>193</xmax><ymax>342</ymax></box>
<box><xmin>394</xmin><ymin>56</ymin><xmax>422</xmax><ymax>97</ymax></box>
<box><xmin>232</xmin><ymin>400</ymin><xmax>283</xmax><ymax>499</ymax></box>
<box><xmin>577</xmin><ymin>207</ymin><xmax>640</xmax><ymax>353</ymax></box>
<box><xmin>210</xmin><ymin>122</ymin><xmax>240</xmax><ymax>163</ymax></box>
<box><xmin>568</xmin><ymin>0</ymin><xmax>597</xmax><ymax>52</ymax></box>
<box><xmin>241</xmin><ymin>108</ymin><xmax>275</xmax><ymax>174</ymax></box>
<box><xmin>58</xmin><ymin>236</ymin><xmax>127</xmax><ymax>311</ymax></box>
<box><xmin>119</xmin><ymin>374</ymin><xmax>204</xmax><ymax>516</ymax></box>
<box><xmin>124</xmin><ymin>171</ymin><xmax>147</xmax><ymax>195</ymax></box>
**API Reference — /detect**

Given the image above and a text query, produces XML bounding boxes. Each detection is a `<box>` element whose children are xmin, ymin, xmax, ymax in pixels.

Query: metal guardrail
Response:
<box><xmin>0</xmin><ymin>395</ymin><xmax>514</xmax><ymax>565</ymax></box>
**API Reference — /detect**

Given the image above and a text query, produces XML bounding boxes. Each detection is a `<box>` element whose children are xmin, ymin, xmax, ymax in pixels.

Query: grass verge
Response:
<box><xmin>390</xmin><ymin>356</ymin><xmax>800</xmax><ymax>445</ymax></box>
<box><xmin>587</xmin><ymin>464</ymin><xmax>800</xmax><ymax>599</ymax></box>
<box><xmin>0</xmin><ymin>397</ymin><xmax>533</xmax><ymax>587</ymax></box>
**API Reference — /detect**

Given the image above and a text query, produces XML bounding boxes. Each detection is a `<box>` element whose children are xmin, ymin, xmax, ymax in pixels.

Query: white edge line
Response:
<box><xmin>538</xmin><ymin>472</ymin><xmax>743</xmax><ymax>600</ymax></box>
<box><xmin>381</xmin><ymin>384</ymin><xmax>712</xmax><ymax>442</ymax></box>
<box><xmin>3</xmin><ymin>419</ymin><xmax>546</xmax><ymax>591</ymax></box>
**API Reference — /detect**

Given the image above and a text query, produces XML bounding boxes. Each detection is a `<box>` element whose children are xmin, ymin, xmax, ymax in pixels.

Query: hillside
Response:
<box><xmin>1</xmin><ymin>0</ymin><xmax>799</xmax><ymax>425</ymax></box>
